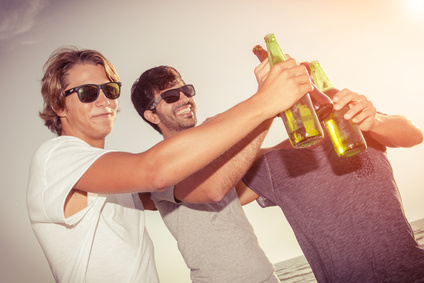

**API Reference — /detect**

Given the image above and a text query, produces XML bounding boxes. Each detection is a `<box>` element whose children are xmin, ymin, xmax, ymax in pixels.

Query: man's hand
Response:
<box><xmin>333</xmin><ymin>89</ymin><xmax>377</xmax><ymax>132</ymax></box>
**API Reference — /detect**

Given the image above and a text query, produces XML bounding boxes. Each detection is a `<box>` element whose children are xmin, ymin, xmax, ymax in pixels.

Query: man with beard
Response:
<box><xmin>130</xmin><ymin>63</ymin><xmax>281</xmax><ymax>282</ymax></box>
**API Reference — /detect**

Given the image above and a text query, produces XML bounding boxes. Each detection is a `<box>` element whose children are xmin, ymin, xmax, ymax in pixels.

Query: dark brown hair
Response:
<box><xmin>131</xmin><ymin>66</ymin><xmax>182</xmax><ymax>134</ymax></box>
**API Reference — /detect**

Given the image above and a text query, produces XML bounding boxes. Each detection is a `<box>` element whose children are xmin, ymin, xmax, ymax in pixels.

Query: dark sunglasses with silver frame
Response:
<box><xmin>64</xmin><ymin>82</ymin><xmax>122</xmax><ymax>103</ymax></box>
<box><xmin>149</xmin><ymin>84</ymin><xmax>196</xmax><ymax>111</ymax></box>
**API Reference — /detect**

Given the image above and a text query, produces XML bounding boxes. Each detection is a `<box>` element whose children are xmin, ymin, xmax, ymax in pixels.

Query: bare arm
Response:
<box><xmin>366</xmin><ymin>114</ymin><xmax>423</xmax><ymax>148</ymax></box>
<box><xmin>333</xmin><ymin>89</ymin><xmax>423</xmax><ymax>148</ymax></box>
<box><xmin>174</xmin><ymin>58</ymin><xmax>274</xmax><ymax>203</ymax></box>
<box><xmin>74</xmin><ymin>58</ymin><xmax>314</xmax><ymax>194</ymax></box>
<box><xmin>175</xmin><ymin>118</ymin><xmax>273</xmax><ymax>203</ymax></box>
<box><xmin>235</xmin><ymin>180</ymin><xmax>260</xmax><ymax>206</ymax></box>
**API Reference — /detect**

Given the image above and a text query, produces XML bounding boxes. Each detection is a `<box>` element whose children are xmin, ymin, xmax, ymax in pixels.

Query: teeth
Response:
<box><xmin>176</xmin><ymin>106</ymin><xmax>191</xmax><ymax>115</ymax></box>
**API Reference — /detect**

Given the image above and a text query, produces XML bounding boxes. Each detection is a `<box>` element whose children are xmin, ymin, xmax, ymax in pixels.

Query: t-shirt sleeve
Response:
<box><xmin>150</xmin><ymin>186</ymin><xmax>176</xmax><ymax>204</ymax></box>
<box><xmin>29</xmin><ymin>137</ymin><xmax>111</xmax><ymax>225</ymax></box>
<box><xmin>242</xmin><ymin>155</ymin><xmax>277</xmax><ymax>208</ymax></box>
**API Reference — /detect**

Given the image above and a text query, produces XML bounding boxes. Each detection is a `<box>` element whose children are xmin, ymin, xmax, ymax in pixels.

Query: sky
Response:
<box><xmin>1</xmin><ymin>0</ymin><xmax>423</xmax><ymax>282</ymax></box>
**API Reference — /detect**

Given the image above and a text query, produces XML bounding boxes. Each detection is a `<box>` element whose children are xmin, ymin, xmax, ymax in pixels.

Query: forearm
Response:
<box><xmin>175</xmin><ymin>118</ymin><xmax>274</xmax><ymax>203</ymax></box>
<box><xmin>368</xmin><ymin>113</ymin><xmax>423</xmax><ymax>148</ymax></box>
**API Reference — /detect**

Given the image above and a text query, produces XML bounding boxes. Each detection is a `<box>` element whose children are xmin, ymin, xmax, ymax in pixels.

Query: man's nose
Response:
<box><xmin>96</xmin><ymin>90</ymin><xmax>110</xmax><ymax>106</ymax></box>
<box><xmin>179</xmin><ymin>91</ymin><xmax>190</xmax><ymax>102</ymax></box>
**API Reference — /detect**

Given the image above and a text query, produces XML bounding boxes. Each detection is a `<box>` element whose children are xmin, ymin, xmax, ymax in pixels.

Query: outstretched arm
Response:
<box><xmin>74</xmin><ymin>58</ymin><xmax>314</xmax><ymax>194</ymax></box>
<box><xmin>175</xmin><ymin>118</ymin><xmax>273</xmax><ymax>203</ymax></box>
<box><xmin>174</xmin><ymin>58</ymin><xmax>275</xmax><ymax>203</ymax></box>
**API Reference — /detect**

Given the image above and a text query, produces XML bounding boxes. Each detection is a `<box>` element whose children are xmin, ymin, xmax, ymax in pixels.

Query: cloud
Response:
<box><xmin>0</xmin><ymin>0</ymin><xmax>49</xmax><ymax>42</ymax></box>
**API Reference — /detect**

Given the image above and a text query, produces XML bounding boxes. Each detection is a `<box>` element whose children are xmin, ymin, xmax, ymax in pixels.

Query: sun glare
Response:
<box><xmin>403</xmin><ymin>0</ymin><xmax>424</xmax><ymax>26</ymax></box>
<box><xmin>409</xmin><ymin>0</ymin><xmax>424</xmax><ymax>13</ymax></box>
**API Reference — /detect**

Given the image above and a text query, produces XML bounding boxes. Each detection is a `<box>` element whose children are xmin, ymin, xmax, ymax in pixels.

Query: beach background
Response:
<box><xmin>1</xmin><ymin>0</ymin><xmax>423</xmax><ymax>282</ymax></box>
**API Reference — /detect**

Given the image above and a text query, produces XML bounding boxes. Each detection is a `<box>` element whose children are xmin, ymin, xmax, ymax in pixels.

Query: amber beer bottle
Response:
<box><xmin>309</xmin><ymin>60</ymin><xmax>367</xmax><ymax>157</ymax></box>
<box><xmin>253</xmin><ymin>45</ymin><xmax>333</xmax><ymax>121</ymax></box>
<box><xmin>263</xmin><ymin>34</ymin><xmax>324</xmax><ymax>148</ymax></box>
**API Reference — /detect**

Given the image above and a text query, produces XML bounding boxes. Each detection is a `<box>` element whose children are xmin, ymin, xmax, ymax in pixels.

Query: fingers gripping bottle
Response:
<box><xmin>253</xmin><ymin>45</ymin><xmax>333</xmax><ymax>122</ymax></box>
<box><xmin>263</xmin><ymin>34</ymin><xmax>324</xmax><ymax>148</ymax></box>
<box><xmin>309</xmin><ymin>60</ymin><xmax>367</xmax><ymax>157</ymax></box>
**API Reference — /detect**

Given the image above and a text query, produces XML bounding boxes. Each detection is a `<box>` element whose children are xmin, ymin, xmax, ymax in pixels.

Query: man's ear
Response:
<box><xmin>144</xmin><ymin>110</ymin><xmax>160</xmax><ymax>125</ymax></box>
<box><xmin>53</xmin><ymin>106</ymin><xmax>66</xmax><ymax>118</ymax></box>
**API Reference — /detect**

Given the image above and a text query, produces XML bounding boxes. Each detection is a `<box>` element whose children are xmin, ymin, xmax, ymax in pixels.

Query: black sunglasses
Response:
<box><xmin>64</xmin><ymin>82</ymin><xmax>122</xmax><ymax>103</ymax></box>
<box><xmin>149</xmin><ymin>84</ymin><xmax>195</xmax><ymax>110</ymax></box>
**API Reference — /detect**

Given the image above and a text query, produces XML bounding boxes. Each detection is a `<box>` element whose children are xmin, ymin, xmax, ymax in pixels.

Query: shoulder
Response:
<box><xmin>33</xmin><ymin>136</ymin><xmax>109</xmax><ymax>162</ymax></box>
<box><xmin>34</xmin><ymin>136</ymin><xmax>89</xmax><ymax>155</ymax></box>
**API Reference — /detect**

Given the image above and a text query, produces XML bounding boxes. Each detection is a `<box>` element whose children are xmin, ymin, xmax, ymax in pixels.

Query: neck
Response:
<box><xmin>61</xmin><ymin>132</ymin><xmax>106</xmax><ymax>149</ymax></box>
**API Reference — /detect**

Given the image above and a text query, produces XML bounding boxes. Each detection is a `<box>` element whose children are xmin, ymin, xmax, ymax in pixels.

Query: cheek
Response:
<box><xmin>111</xmin><ymin>99</ymin><xmax>119</xmax><ymax>111</ymax></box>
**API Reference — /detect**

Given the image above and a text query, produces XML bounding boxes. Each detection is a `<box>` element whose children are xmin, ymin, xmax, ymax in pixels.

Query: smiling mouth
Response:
<box><xmin>175</xmin><ymin>105</ymin><xmax>193</xmax><ymax>116</ymax></box>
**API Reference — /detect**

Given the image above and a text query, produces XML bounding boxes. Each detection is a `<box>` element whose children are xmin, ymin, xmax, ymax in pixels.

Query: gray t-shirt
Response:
<box><xmin>151</xmin><ymin>188</ymin><xmax>279</xmax><ymax>283</ymax></box>
<box><xmin>243</xmin><ymin>133</ymin><xmax>424</xmax><ymax>283</ymax></box>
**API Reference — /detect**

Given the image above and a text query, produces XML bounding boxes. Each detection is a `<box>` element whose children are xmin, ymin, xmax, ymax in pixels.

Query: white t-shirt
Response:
<box><xmin>27</xmin><ymin>136</ymin><xmax>159</xmax><ymax>283</ymax></box>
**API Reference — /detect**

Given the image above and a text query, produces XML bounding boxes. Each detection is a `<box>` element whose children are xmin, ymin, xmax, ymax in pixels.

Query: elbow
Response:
<box><xmin>151</xmin><ymin>178</ymin><xmax>174</xmax><ymax>193</ymax></box>
<box><xmin>416</xmin><ymin>129</ymin><xmax>424</xmax><ymax>145</ymax></box>
<box><xmin>134</xmin><ymin>151</ymin><xmax>181</xmax><ymax>192</ymax></box>
<box><xmin>406</xmin><ymin>120</ymin><xmax>423</xmax><ymax>147</ymax></box>
<box><xmin>205</xmin><ymin>184</ymin><xmax>233</xmax><ymax>203</ymax></box>
<box><xmin>207</xmin><ymin>190</ymin><xmax>227</xmax><ymax>203</ymax></box>
<box><xmin>189</xmin><ymin>185</ymin><xmax>228</xmax><ymax>203</ymax></box>
<box><xmin>406</xmin><ymin>127</ymin><xmax>423</xmax><ymax>147</ymax></box>
<box><xmin>146</xmin><ymin>169</ymin><xmax>174</xmax><ymax>192</ymax></box>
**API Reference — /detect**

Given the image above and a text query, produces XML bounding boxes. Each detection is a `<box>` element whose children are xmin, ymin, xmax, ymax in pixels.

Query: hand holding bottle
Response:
<box><xmin>255</xmin><ymin>45</ymin><xmax>333</xmax><ymax>121</ymax></box>
<box><xmin>255</xmin><ymin>57</ymin><xmax>314</xmax><ymax>114</ymax></box>
<box><xmin>309</xmin><ymin>60</ymin><xmax>367</xmax><ymax>157</ymax></box>
<box><xmin>332</xmin><ymin>89</ymin><xmax>377</xmax><ymax>132</ymax></box>
<box><xmin>258</xmin><ymin>34</ymin><xmax>324</xmax><ymax>148</ymax></box>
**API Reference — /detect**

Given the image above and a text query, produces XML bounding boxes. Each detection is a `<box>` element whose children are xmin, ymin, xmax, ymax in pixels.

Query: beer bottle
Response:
<box><xmin>253</xmin><ymin>45</ymin><xmax>333</xmax><ymax>121</ymax></box>
<box><xmin>309</xmin><ymin>60</ymin><xmax>367</xmax><ymax>157</ymax></box>
<box><xmin>263</xmin><ymin>34</ymin><xmax>324</xmax><ymax>148</ymax></box>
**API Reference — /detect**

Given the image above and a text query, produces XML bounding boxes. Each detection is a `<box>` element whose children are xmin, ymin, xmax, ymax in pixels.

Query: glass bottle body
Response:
<box><xmin>282</xmin><ymin>93</ymin><xmax>324</xmax><ymax>148</ymax></box>
<box><xmin>264</xmin><ymin>34</ymin><xmax>323</xmax><ymax>148</ymax></box>
<box><xmin>310</xmin><ymin>61</ymin><xmax>367</xmax><ymax>157</ymax></box>
<box><xmin>323</xmin><ymin>89</ymin><xmax>367</xmax><ymax>157</ymax></box>
<box><xmin>253</xmin><ymin>45</ymin><xmax>333</xmax><ymax>121</ymax></box>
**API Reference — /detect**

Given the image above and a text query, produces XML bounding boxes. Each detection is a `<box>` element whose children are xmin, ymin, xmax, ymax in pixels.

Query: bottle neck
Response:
<box><xmin>310</xmin><ymin>61</ymin><xmax>335</xmax><ymax>93</ymax></box>
<box><xmin>253</xmin><ymin>45</ymin><xmax>268</xmax><ymax>62</ymax></box>
<box><xmin>323</xmin><ymin>88</ymin><xmax>339</xmax><ymax>99</ymax></box>
<box><xmin>265</xmin><ymin>35</ymin><xmax>286</xmax><ymax>66</ymax></box>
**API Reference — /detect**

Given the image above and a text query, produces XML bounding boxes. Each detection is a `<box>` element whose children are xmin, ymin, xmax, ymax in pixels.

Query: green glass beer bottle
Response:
<box><xmin>264</xmin><ymin>34</ymin><xmax>324</xmax><ymax>148</ymax></box>
<box><xmin>309</xmin><ymin>60</ymin><xmax>367</xmax><ymax>157</ymax></box>
<box><xmin>253</xmin><ymin>45</ymin><xmax>333</xmax><ymax>121</ymax></box>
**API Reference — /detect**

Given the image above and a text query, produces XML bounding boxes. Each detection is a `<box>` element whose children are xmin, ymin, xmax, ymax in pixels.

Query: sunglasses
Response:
<box><xmin>149</xmin><ymin>84</ymin><xmax>196</xmax><ymax>111</ymax></box>
<box><xmin>64</xmin><ymin>82</ymin><xmax>122</xmax><ymax>103</ymax></box>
